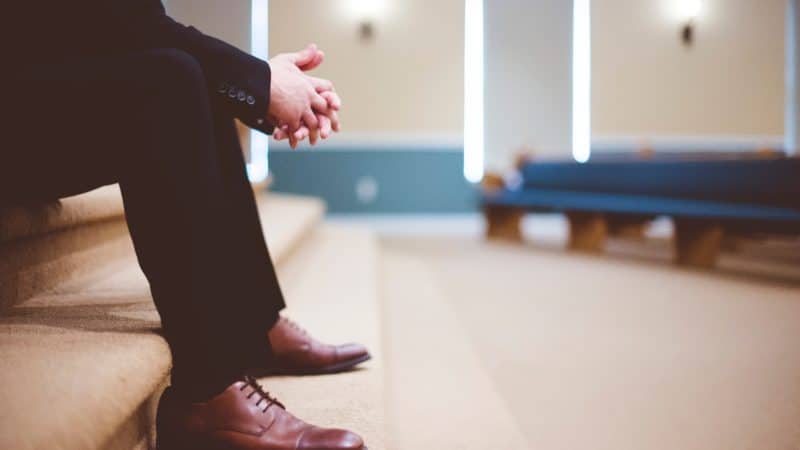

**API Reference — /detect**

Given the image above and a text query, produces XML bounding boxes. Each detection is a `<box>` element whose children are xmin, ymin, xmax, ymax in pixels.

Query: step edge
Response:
<box><xmin>0</xmin><ymin>185</ymin><xmax>126</xmax><ymax>244</ymax></box>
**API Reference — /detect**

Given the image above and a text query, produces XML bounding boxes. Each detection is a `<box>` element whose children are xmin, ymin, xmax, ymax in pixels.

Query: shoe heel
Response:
<box><xmin>157</xmin><ymin>434</ymin><xmax>218</xmax><ymax>450</ymax></box>
<box><xmin>157</xmin><ymin>434</ymin><xmax>219</xmax><ymax>450</ymax></box>
<box><xmin>155</xmin><ymin>388</ymin><xmax>213</xmax><ymax>450</ymax></box>
<box><xmin>157</xmin><ymin>423</ymin><xmax>220</xmax><ymax>450</ymax></box>
<box><xmin>155</xmin><ymin>388</ymin><xmax>232</xmax><ymax>450</ymax></box>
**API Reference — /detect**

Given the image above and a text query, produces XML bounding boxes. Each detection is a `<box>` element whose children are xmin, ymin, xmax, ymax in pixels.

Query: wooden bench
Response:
<box><xmin>483</xmin><ymin>156</ymin><xmax>800</xmax><ymax>268</ymax></box>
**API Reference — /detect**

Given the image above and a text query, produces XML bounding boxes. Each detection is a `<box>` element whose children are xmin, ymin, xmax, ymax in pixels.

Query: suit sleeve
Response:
<box><xmin>103</xmin><ymin>0</ymin><xmax>274</xmax><ymax>134</ymax></box>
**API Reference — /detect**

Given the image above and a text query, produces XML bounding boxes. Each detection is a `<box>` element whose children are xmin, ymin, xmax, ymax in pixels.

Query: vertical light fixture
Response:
<box><xmin>248</xmin><ymin>0</ymin><xmax>270</xmax><ymax>182</ymax></box>
<box><xmin>572</xmin><ymin>0</ymin><xmax>591</xmax><ymax>163</ymax></box>
<box><xmin>464</xmin><ymin>0</ymin><xmax>485</xmax><ymax>183</ymax></box>
<box><xmin>787</xmin><ymin>0</ymin><xmax>798</xmax><ymax>155</ymax></box>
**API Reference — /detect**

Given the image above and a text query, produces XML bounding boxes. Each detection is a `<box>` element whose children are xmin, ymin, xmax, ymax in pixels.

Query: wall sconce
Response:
<box><xmin>679</xmin><ymin>0</ymin><xmax>702</xmax><ymax>46</ymax></box>
<box><xmin>344</xmin><ymin>0</ymin><xmax>389</xmax><ymax>43</ymax></box>
<box><xmin>358</xmin><ymin>21</ymin><xmax>375</xmax><ymax>42</ymax></box>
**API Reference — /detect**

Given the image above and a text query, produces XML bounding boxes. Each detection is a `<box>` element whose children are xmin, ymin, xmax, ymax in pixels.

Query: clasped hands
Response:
<box><xmin>267</xmin><ymin>44</ymin><xmax>341</xmax><ymax>149</ymax></box>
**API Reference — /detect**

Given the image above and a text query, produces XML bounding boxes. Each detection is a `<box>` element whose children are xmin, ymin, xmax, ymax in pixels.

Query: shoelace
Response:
<box><xmin>241</xmin><ymin>375</ymin><xmax>286</xmax><ymax>413</ymax></box>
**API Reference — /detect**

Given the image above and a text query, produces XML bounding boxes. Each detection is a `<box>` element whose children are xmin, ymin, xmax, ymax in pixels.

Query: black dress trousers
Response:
<box><xmin>1</xmin><ymin>48</ymin><xmax>286</xmax><ymax>401</ymax></box>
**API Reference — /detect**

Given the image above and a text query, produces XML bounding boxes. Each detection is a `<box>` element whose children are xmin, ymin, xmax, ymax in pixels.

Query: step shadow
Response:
<box><xmin>0</xmin><ymin>292</ymin><xmax>163</xmax><ymax>335</ymax></box>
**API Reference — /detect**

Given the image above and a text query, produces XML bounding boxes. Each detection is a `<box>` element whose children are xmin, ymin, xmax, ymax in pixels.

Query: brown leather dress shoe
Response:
<box><xmin>265</xmin><ymin>316</ymin><xmax>371</xmax><ymax>375</ymax></box>
<box><xmin>156</xmin><ymin>376</ymin><xmax>366</xmax><ymax>450</ymax></box>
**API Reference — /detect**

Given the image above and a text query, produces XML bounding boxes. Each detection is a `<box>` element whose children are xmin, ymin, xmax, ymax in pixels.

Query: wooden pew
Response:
<box><xmin>483</xmin><ymin>154</ymin><xmax>800</xmax><ymax>268</ymax></box>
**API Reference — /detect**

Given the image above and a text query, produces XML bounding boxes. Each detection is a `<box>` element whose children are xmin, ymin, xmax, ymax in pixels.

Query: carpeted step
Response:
<box><xmin>0</xmin><ymin>257</ymin><xmax>169</xmax><ymax>450</ymax></box>
<box><xmin>0</xmin><ymin>193</ymin><xmax>327</xmax><ymax>450</ymax></box>
<box><xmin>267</xmin><ymin>224</ymin><xmax>386</xmax><ymax>449</ymax></box>
<box><xmin>257</xmin><ymin>193</ymin><xmax>326</xmax><ymax>265</ymax></box>
<box><xmin>0</xmin><ymin>186</ymin><xmax>130</xmax><ymax>311</ymax></box>
<box><xmin>381</xmin><ymin>249</ymin><xmax>530</xmax><ymax>450</ymax></box>
<box><xmin>0</xmin><ymin>189</ymin><xmax>325</xmax><ymax>312</ymax></box>
<box><xmin>0</xmin><ymin>185</ymin><xmax>125</xmax><ymax>244</ymax></box>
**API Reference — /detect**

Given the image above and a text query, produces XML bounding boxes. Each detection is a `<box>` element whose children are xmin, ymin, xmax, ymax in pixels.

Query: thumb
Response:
<box><xmin>290</xmin><ymin>43</ymin><xmax>318</xmax><ymax>66</ymax></box>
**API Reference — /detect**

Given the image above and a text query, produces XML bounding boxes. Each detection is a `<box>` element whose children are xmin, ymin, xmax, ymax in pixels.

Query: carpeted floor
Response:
<box><xmin>382</xmin><ymin>235</ymin><xmax>800</xmax><ymax>450</ymax></box>
<box><xmin>382</xmin><ymin>251</ymin><xmax>529</xmax><ymax>449</ymax></box>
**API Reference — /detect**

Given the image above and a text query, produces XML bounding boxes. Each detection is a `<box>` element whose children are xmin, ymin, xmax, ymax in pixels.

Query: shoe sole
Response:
<box><xmin>255</xmin><ymin>353</ymin><xmax>372</xmax><ymax>377</ymax></box>
<box><xmin>157</xmin><ymin>440</ymin><xmax>369</xmax><ymax>450</ymax></box>
<box><xmin>157</xmin><ymin>441</ymin><xmax>369</xmax><ymax>450</ymax></box>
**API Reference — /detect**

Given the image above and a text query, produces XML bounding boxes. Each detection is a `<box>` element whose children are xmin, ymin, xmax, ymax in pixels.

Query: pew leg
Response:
<box><xmin>674</xmin><ymin>219</ymin><xmax>724</xmax><ymax>268</ymax></box>
<box><xmin>484</xmin><ymin>206</ymin><xmax>525</xmax><ymax>242</ymax></box>
<box><xmin>721</xmin><ymin>234</ymin><xmax>743</xmax><ymax>252</ymax></box>
<box><xmin>609</xmin><ymin>223</ymin><xmax>647</xmax><ymax>239</ymax></box>
<box><xmin>607</xmin><ymin>214</ymin><xmax>652</xmax><ymax>240</ymax></box>
<box><xmin>567</xmin><ymin>212</ymin><xmax>608</xmax><ymax>252</ymax></box>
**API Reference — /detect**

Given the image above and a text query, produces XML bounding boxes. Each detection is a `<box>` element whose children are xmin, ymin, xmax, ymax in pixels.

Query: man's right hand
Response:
<box><xmin>269</xmin><ymin>44</ymin><xmax>342</xmax><ymax>149</ymax></box>
<box><xmin>267</xmin><ymin>45</ymin><xmax>331</xmax><ymax>135</ymax></box>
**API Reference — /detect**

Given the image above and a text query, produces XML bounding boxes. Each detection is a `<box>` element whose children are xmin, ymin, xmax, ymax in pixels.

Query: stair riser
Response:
<box><xmin>101</xmin><ymin>383</ymin><xmax>165</xmax><ymax>450</ymax></box>
<box><xmin>0</xmin><ymin>219</ymin><xmax>132</xmax><ymax>311</ymax></box>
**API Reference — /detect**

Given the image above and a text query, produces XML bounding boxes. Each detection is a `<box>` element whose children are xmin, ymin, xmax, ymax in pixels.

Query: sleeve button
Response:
<box><xmin>228</xmin><ymin>87</ymin><xmax>237</xmax><ymax>98</ymax></box>
<box><xmin>246</xmin><ymin>95</ymin><xmax>256</xmax><ymax>105</ymax></box>
<box><xmin>237</xmin><ymin>91</ymin><xmax>246</xmax><ymax>101</ymax></box>
<box><xmin>217</xmin><ymin>82</ymin><xmax>228</xmax><ymax>93</ymax></box>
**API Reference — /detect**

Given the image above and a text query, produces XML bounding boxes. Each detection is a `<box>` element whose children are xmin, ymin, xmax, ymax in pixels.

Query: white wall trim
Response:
<box><xmin>270</xmin><ymin>132</ymin><xmax>464</xmax><ymax>152</ymax></box>
<box><xmin>271</xmin><ymin>133</ymin><xmax>786</xmax><ymax>154</ymax></box>
<box><xmin>592</xmin><ymin>135</ymin><xmax>786</xmax><ymax>153</ymax></box>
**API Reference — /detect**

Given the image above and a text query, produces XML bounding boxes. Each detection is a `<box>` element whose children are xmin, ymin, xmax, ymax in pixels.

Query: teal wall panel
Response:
<box><xmin>268</xmin><ymin>149</ymin><xmax>479</xmax><ymax>213</ymax></box>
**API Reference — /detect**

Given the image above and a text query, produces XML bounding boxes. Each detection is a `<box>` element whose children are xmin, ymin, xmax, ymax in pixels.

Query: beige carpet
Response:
<box><xmin>382</xmin><ymin>250</ymin><xmax>530</xmax><ymax>449</ymax></box>
<box><xmin>0</xmin><ymin>258</ymin><xmax>169</xmax><ymax>450</ymax></box>
<box><xmin>382</xmin><ymin>236</ymin><xmax>800</xmax><ymax>450</ymax></box>
<box><xmin>0</xmin><ymin>185</ymin><xmax>125</xmax><ymax>244</ymax></box>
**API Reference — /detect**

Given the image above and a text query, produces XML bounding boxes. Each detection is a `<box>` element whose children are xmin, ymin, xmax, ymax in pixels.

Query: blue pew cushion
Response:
<box><xmin>519</xmin><ymin>159</ymin><xmax>800</xmax><ymax>210</ymax></box>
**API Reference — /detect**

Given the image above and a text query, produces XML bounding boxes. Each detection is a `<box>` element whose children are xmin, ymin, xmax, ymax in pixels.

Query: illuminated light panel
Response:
<box><xmin>464</xmin><ymin>0</ymin><xmax>485</xmax><ymax>183</ymax></box>
<box><xmin>679</xmin><ymin>0</ymin><xmax>702</xmax><ymax>21</ymax></box>
<box><xmin>787</xmin><ymin>0</ymin><xmax>798</xmax><ymax>154</ymax></box>
<box><xmin>248</xmin><ymin>0</ymin><xmax>270</xmax><ymax>182</ymax></box>
<box><xmin>342</xmin><ymin>0</ymin><xmax>390</xmax><ymax>22</ymax></box>
<box><xmin>663</xmin><ymin>0</ymin><xmax>704</xmax><ymax>24</ymax></box>
<box><xmin>572</xmin><ymin>0</ymin><xmax>591</xmax><ymax>163</ymax></box>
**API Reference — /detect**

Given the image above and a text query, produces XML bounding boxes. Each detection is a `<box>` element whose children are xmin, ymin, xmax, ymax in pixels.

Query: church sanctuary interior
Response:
<box><xmin>2</xmin><ymin>0</ymin><xmax>800</xmax><ymax>449</ymax></box>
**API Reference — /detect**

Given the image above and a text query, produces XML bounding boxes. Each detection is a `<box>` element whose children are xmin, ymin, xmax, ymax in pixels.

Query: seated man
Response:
<box><xmin>1</xmin><ymin>1</ymin><xmax>368</xmax><ymax>449</ymax></box>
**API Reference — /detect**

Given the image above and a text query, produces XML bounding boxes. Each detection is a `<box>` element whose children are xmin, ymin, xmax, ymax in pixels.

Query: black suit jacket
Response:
<box><xmin>4</xmin><ymin>0</ymin><xmax>273</xmax><ymax>134</ymax></box>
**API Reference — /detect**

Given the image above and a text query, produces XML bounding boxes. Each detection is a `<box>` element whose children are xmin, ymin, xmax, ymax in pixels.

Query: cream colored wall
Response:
<box><xmin>166</xmin><ymin>0</ymin><xmax>790</xmax><ymax>163</ymax></box>
<box><xmin>269</xmin><ymin>0</ymin><xmax>464</xmax><ymax>135</ymax></box>
<box><xmin>592</xmin><ymin>0</ymin><xmax>786</xmax><ymax>138</ymax></box>
<box><xmin>164</xmin><ymin>0</ymin><xmax>251</xmax><ymax>51</ymax></box>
